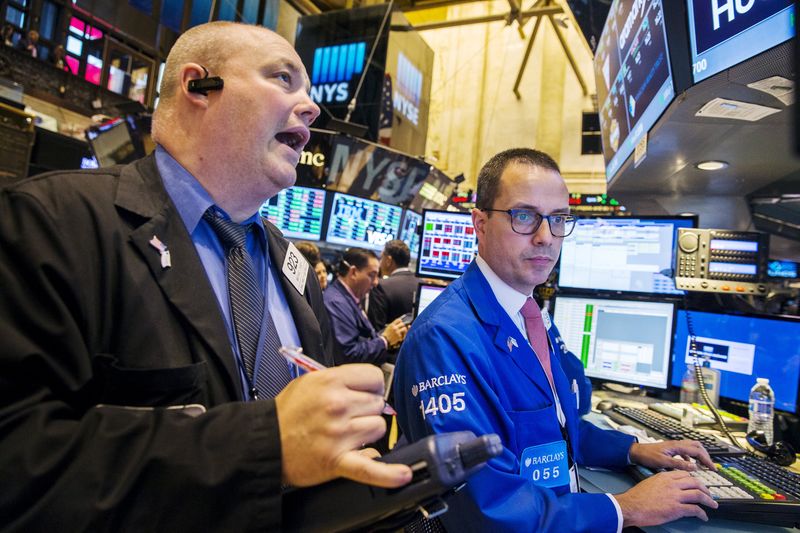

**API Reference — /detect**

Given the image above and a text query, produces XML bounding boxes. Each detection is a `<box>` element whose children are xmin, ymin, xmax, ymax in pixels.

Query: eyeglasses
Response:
<box><xmin>481</xmin><ymin>208</ymin><xmax>577</xmax><ymax>237</ymax></box>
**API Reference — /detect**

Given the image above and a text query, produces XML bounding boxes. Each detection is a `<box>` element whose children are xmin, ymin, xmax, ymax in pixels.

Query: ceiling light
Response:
<box><xmin>696</xmin><ymin>160</ymin><xmax>728</xmax><ymax>171</ymax></box>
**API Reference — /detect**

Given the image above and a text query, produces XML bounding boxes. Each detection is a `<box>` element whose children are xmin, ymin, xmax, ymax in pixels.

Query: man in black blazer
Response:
<box><xmin>0</xmin><ymin>21</ymin><xmax>410</xmax><ymax>531</ymax></box>
<box><xmin>368</xmin><ymin>239</ymin><xmax>421</xmax><ymax>331</ymax></box>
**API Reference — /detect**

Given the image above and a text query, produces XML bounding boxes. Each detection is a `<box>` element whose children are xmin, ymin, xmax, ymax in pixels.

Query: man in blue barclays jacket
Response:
<box><xmin>395</xmin><ymin>148</ymin><xmax>718</xmax><ymax>532</ymax></box>
<box><xmin>324</xmin><ymin>247</ymin><xmax>408</xmax><ymax>365</ymax></box>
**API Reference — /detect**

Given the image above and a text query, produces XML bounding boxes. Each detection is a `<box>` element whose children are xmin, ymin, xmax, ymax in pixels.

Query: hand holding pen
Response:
<box><xmin>280</xmin><ymin>346</ymin><xmax>397</xmax><ymax>416</ymax></box>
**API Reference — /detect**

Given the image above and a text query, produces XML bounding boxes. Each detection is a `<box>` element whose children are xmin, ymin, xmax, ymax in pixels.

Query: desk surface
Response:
<box><xmin>582</xmin><ymin>399</ymin><xmax>797</xmax><ymax>532</ymax></box>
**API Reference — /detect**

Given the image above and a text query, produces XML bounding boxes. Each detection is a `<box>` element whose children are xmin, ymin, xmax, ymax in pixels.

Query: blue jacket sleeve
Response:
<box><xmin>395</xmin><ymin>322</ymin><xmax>622</xmax><ymax>533</ymax></box>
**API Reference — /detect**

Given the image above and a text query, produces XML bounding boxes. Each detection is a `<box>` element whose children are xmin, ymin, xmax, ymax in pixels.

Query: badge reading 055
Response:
<box><xmin>519</xmin><ymin>440</ymin><xmax>569</xmax><ymax>489</ymax></box>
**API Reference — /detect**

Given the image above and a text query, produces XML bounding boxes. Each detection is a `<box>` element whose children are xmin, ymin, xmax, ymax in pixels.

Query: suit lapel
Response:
<box><xmin>119</xmin><ymin>156</ymin><xmax>241</xmax><ymax>398</ymax></box>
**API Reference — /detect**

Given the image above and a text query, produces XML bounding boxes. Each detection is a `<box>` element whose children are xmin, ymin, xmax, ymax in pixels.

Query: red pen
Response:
<box><xmin>279</xmin><ymin>347</ymin><xmax>397</xmax><ymax>416</ymax></box>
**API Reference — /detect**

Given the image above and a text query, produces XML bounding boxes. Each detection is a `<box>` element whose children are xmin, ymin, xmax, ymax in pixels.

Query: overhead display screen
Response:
<box><xmin>325</xmin><ymin>192</ymin><xmax>403</xmax><ymax>251</ymax></box>
<box><xmin>416</xmin><ymin>210</ymin><xmax>477</xmax><ymax>280</ymax></box>
<box><xmin>259</xmin><ymin>186</ymin><xmax>327</xmax><ymax>240</ymax></box>
<box><xmin>594</xmin><ymin>0</ymin><xmax>675</xmax><ymax>181</ymax></box>
<box><xmin>399</xmin><ymin>209</ymin><xmax>422</xmax><ymax>258</ymax></box>
<box><xmin>687</xmin><ymin>0</ymin><xmax>794</xmax><ymax>83</ymax></box>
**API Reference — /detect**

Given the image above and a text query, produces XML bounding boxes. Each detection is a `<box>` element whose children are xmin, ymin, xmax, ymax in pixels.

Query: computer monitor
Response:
<box><xmin>324</xmin><ymin>192</ymin><xmax>403</xmax><ymax>252</ymax></box>
<box><xmin>259</xmin><ymin>186</ymin><xmax>327</xmax><ymax>240</ymax></box>
<box><xmin>400</xmin><ymin>209</ymin><xmax>422</xmax><ymax>258</ymax></box>
<box><xmin>85</xmin><ymin>117</ymin><xmax>141</xmax><ymax>167</ymax></box>
<box><xmin>767</xmin><ymin>259</ymin><xmax>799</xmax><ymax>280</ymax></box>
<box><xmin>416</xmin><ymin>209</ymin><xmax>477</xmax><ymax>280</ymax></box>
<box><xmin>413</xmin><ymin>283</ymin><xmax>446</xmax><ymax>318</ymax></box>
<box><xmin>557</xmin><ymin>216</ymin><xmax>697</xmax><ymax>295</ymax></box>
<box><xmin>553</xmin><ymin>295</ymin><xmax>676</xmax><ymax>389</ymax></box>
<box><xmin>670</xmin><ymin>310</ymin><xmax>800</xmax><ymax>413</ymax></box>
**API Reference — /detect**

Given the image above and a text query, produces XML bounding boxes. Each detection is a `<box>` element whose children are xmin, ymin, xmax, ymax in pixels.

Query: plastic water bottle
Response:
<box><xmin>747</xmin><ymin>378</ymin><xmax>775</xmax><ymax>445</ymax></box>
<box><xmin>680</xmin><ymin>366</ymin><xmax>700</xmax><ymax>404</ymax></box>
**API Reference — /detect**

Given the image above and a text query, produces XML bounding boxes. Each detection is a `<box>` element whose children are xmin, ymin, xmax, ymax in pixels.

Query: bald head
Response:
<box><xmin>153</xmin><ymin>22</ymin><xmax>285</xmax><ymax>133</ymax></box>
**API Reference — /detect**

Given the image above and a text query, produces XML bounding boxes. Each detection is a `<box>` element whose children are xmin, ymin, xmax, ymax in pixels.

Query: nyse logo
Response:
<box><xmin>712</xmin><ymin>0</ymin><xmax>754</xmax><ymax>30</ymax></box>
<box><xmin>393</xmin><ymin>53</ymin><xmax>422</xmax><ymax>125</ymax></box>
<box><xmin>310</xmin><ymin>42</ymin><xmax>366</xmax><ymax>104</ymax></box>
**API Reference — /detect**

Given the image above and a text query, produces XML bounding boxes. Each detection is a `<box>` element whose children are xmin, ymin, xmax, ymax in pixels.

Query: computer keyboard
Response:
<box><xmin>629</xmin><ymin>454</ymin><xmax>800</xmax><ymax>528</ymax></box>
<box><xmin>604</xmin><ymin>406</ymin><xmax>746</xmax><ymax>456</ymax></box>
<box><xmin>648</xmin><ymin>402</ymin><xmax>749</xmax><ymax>431</ymax></box>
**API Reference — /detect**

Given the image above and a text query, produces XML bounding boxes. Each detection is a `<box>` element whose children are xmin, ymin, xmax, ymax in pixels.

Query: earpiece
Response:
<box><xmin>188</xmin><ymin>65</ymin><xmax>224</xmax><ymax>95</ymax></box>
<box><xmin>746</xmin><ymin>430</ymin><xmax>796</xmax><ymax>466</ymax></box>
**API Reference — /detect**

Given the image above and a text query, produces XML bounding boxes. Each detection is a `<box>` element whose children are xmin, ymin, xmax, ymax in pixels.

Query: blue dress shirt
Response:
<box><xmin>155</xmin><ymin>145</ymin><xmax>302</xmax><ymax>395</ymax></box>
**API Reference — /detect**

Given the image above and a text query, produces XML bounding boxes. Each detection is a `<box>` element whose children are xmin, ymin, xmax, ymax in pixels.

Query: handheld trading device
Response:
<box><xmin>674</xmin><ymin>228</ymin><xmax>770</xmax><ymax>295</ymax></box>
<box><xmin>282</xmin><ymin>431</ymin><xmax>502</xmax><ymax>532</ymax></box>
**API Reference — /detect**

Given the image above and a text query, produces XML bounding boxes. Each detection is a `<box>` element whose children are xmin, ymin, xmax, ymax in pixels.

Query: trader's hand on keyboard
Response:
<box><xmin>615</xmin><ymin>470</ymin><xmax>719</xmax><ymax>527</ymax></box>
<box><xmin>629</xmin><ymin>439</ymin><xmax>716</xmax><ymax>471</ymax></box>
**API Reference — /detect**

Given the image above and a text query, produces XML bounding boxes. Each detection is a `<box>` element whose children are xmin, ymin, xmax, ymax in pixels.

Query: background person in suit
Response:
<box><xmin>0</xmin><ymin>21</ymin><xmax>410</xmax><ymax>531</ymax></box>
<box><xmin>367</xmin><ymin>239</ymin><xmax>419</xmax><ymax>331</ymax></box>
<box><xmin>324</xmin><ymin>247</ymin><xmax>408</xmax><ymax>365</ymax></box>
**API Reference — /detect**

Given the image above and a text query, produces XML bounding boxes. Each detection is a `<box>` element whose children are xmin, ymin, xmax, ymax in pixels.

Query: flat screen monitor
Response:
<box><xmin>85</xmin><ymin>118</ymin><xmax>139</xmax><ymax>167</ymax></box>
<box><xmin>553</xmin><ymin>295</ymin><xmax>675</xmax><ymax>389</ymax></box>
<box><xmin>416</xmin><ymin>209</ymin><xmax>477</xmax><ymax>280</ymax></box>
<box><xmin>671</xmin><ymin>310</ymin><xmax>800</xmax><ymax>413</ymax></box>
<box><xmin>259</xmin><ymin>186</ymin><xmax>327</xmax><ymax>240</ymax></box>
<box><xmin>400</xmin><ymin>209</ymin><xmax>422</xmax><ymax>258</ymax></box>
<box><xmin>413</xmin><ymin>282</ymin><xmax>446</xmax><ymax>318</ymax></box>
<box><xmin>558</xmin><ymin>216</ymin><xmax>696</xmax><ymax>295</ymax></box>
<box><xmin>594</xmin><ymin>0</ymin><xmax>676</xmax><ymax>181</ymax></box>
<box><xmin>686</xmin><ymin>0</ymin><xmax>794</xmax><ymax>83</ymax></box>
<box><xmin>325</xmin><ymin>192</ymin><xmax>403</xmax><ymax>251</ymax></box>
<box><xmin>767</xmin><ymin>259</ymin><xmax>799</xmax><ymax>279</ymax></box>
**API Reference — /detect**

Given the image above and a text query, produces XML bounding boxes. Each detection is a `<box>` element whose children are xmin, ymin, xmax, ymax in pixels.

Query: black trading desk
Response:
<box><xmin>581</xmin><ymin>403</ymin><xmax>796</xmax><ymax>532</ymax></box>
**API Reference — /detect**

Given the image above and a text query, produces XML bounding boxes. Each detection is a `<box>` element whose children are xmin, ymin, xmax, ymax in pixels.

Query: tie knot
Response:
<box><xmin>520</xmin><ymin>297</ymin><xmax>541</xmax><ymax>320</ymax></box>
<box><xmin>203</xmin><ymin>208</ymin><xmax>249</xmax><ymax>250</ymax></box>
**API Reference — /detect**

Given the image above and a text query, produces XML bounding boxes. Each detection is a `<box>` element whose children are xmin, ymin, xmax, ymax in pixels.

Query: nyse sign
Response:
<box><xmin>691</xmin><ymin>0</ymin><xmax>793</xmax><ymax>54</ymax></box>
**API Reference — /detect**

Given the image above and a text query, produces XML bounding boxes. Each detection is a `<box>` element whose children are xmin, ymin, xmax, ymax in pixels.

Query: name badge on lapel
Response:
<box><xmin>520</xmin><ymin>440</ymin><xmax>569</xmax><ymax>489</ymax></box>
<box><xmin>282</xmin><ymin>242</ymin><xmax>308</xmax><ymax>296</ymax></box>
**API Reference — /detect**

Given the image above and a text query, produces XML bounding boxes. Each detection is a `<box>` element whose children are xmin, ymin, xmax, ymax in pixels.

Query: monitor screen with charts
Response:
<box><xmin>558</xmin><ymin>216</ymin><xmax>696</xmax><ymax>295</ymax></box>
<box><xmin>553</xmin><ymin>295</ymin><xmax>676</xmax><ymax>389</ymax></box>
<box><xmin>259</xmin><ymin>186</ymin><xmax>327</xmax><ymax>240</ymax></box>
<box><xmin>400</xmin><ymin>209</ymin><xmax>422</xmax><ymax>258</ymax></box>
<box><xmin>414</xmin><ymin>283</ymin><xmax>446</xmax><ymax>318</ymax></box>
<box><xmin>670</xmin><ymin>310</ymin><xmax>800</xmax><ymax>413</ymax></box>
<box><xmin>416</xmin><ymin>209</ymin><xmax>477</xmax><ymax>280</ymax></box>
<box><xmin>325</xmin><ymin>192</ymin><xmax>403</xmax><ymax>251</ymax></box>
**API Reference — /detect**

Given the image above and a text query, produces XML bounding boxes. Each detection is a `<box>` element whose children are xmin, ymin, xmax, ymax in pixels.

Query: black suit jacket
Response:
<box><xmin>367</xmin><ymin>269</ymin><xmax>420</xmax><ymax>331</ymax></box>
<box><xmin>0</xmin><ymin>154</ymin><xmax>335</xmax><ymax>531</ymax></box>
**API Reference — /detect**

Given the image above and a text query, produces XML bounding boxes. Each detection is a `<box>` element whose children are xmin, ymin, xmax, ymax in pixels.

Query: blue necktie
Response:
<box><xmin>203</xmin><ymin>208</ymin><xmax>292</xmax><ymax>399</ymax></box>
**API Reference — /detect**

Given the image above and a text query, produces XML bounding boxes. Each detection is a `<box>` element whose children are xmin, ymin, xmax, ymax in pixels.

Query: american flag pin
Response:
<box><xmin>507</xmin><ymin>336</ymin><xmax>518</xmax><ymax>352</ymax></box>
<box><xmin>149</xmin><ymin>235</ymin><xmax>172</xmax><ymax>269</ymax></box>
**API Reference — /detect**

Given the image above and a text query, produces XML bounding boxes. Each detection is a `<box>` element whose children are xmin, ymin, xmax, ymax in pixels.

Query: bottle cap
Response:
<box><xmin>757</xmin><ymin>377</ymin><xmax>769</xmax><ymax>384</ymax></box>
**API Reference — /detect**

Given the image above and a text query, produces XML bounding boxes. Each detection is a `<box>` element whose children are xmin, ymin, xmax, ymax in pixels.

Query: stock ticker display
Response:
<box><xmin>595</xmin><ymin>0</ymin><xmax>675</xmax><ymax>180</ymax></box>
<box><xmin>325</xmin><ymin>192</ymin><xmax>403</xmax><ymax>251</ymax></box>
<box><xmin>259</xmin><ymin>186</ymin><xmax>326</xmax><ymax>240</ymax></box>
<box><xmin>417</xmin><ymin>210</ymin><xmax>477</xmax><ymax>280</ymax></box>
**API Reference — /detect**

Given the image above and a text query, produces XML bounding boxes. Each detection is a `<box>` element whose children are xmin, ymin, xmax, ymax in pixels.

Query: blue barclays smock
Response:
<box><xmin>394</xmin><ymin>260</ymin><xmax>635</xmax><ymax>532</ymax></box>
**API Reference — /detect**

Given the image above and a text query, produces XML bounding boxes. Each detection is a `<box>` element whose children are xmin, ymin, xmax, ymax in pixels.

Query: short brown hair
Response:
<box><xmin>475</xmin><ymin>148</ymin><xmax>560</xmax><ymax>211</ymax></box>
